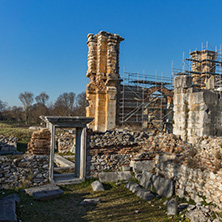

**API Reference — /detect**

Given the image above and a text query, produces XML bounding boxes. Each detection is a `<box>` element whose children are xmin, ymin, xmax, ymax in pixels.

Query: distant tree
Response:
<box><xmin>0</xmin><ymin>100</ymin><xmax>7</xmax><ymax>120</ymax></box>
<box><xmin>19</xmin><ymin>91</ymin><xmax>34</xmax><ymax>124</ymax></box>
<box><xmin>54</xmin><ymin>92</ymin><xmax>76</xmax><ymax>116</ymax></box>
<box><xmin>35</xmin><ymin>92</ymin><xmax>49</xmax><ymax>106</ymax></box>
<box><xmin>1</xmin><ymin>106</ymin><xmax>24</xmax><ymax>122</ymax></box>
<box><xmin>73</xmin><ymin>92</ymin><xmax>88</xmax><ymax>116</ymax></box>
<box><xmin>0</xmin><ymin>100</ymin><xmax>7</xmax><ymax>112</ymax></box>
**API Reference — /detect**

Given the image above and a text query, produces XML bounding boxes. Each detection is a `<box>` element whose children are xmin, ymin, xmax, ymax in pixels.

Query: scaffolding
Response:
<box><xmin>172</xmin><ymin>42</ymin><xmax>222</xmax><ymax>90</ymax></box>
<box><xmin>119</xmin><ymin>71</ymin><xmax>173</xmax><ymax>132</ymax></box>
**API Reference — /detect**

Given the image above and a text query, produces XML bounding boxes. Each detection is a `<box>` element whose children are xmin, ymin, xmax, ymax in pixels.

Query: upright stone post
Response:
<box><xmin>80</xmin><ymin>128</ymin><xmax>87</xmax><ymax>179</ymax></box>
<box><xmin>86</xmin><ymin>31</ymin><xmax>124</xmax><ymax>132</ymax></box>
<box><xmin>49</xmin><ymin>123</ymin><xmax>55</xmax><ymax>182</ymax></box>
<box><xmin>75</xmin><ymin>127</ymin><xmax>82</xmax><ymax>177</ymax></box>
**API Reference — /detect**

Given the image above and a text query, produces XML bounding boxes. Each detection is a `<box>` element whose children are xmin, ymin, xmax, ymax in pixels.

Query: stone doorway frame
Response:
<box><xmin>40</xmin><ymin>116</ymin><xmax>93</xmax><ymax>184</ymax></box>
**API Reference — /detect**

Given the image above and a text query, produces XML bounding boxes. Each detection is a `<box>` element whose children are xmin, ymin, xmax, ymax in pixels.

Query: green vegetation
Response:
<box><xmin>0</xmin><ymin>182</ymin><xmax>188</xmax><ymax>222</ymax></box>
<box><xmin>0</xmin><ymin>122</ymin><xmax>33</xmax><ymax>153</ymax></box>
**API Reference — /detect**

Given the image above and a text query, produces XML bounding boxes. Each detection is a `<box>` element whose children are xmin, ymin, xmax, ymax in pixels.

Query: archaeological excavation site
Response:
<box><xmin>1</xmin><ymin>31</ymin><xmax>222</xmax><ymax>221</ymax></box>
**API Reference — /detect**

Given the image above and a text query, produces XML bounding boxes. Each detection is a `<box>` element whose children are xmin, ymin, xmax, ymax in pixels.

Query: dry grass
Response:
<box><xmin>0</xmin><ymin>122</ymin><xmax>34</xmax><ymax>152</ymax></box>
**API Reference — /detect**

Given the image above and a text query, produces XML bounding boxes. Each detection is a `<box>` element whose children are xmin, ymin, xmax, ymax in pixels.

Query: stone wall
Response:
<box><xmin>0</xmin><ymin>155</ymin><xmax>49</xmax><ymax>189</ymax></box>
<box><xmin>155</xmin><ymin>157</ymin><xmax>222</xmax><ymax>208</ymax></box>
<box><xmin>0</xmin><ymin>135</ymin><xmax>17</xmax><ymax>155</ymax></box>
<box><xmin>57</xmin><ymin>131</ymin><xmax>75</xmax><ymax>153</ymax></box>
<box><xmin>87</xmin><ymin>130</ymin><xmax>222</xmax><ymax>208</ymax></box>
<box><xmin>86</xmin><ymin>131</ymin><xmax>191</xmax><ymax>177</ymax></box>
<box><xmin>173</xmin><ymin>75</ymin><xmax>222</xmax><ymax>144</ymax></box>
<box><xmin>86</xmin><ymin>31</ymin><xmax>124</xmax><ymax>132</ymax></box>
<box><xmin>27</xmin><ymin>128</ymin><xmax>50</xmax><ymax>155</ymax></box>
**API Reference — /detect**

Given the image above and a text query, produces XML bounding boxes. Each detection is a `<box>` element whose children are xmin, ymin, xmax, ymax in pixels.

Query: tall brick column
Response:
<box><xmin>86</xmin><ymin>31</ymin><xmax>124</xmax><ymax>132</ymax></box>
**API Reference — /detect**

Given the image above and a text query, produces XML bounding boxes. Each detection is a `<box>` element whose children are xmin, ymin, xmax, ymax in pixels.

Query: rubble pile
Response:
<box><xmin>0</xmin><ymin>135</ymin><xmax>17</xmax><ymax>154</ymax></box>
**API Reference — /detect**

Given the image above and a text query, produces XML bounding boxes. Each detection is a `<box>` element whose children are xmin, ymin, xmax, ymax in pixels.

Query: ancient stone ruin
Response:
<box><xmin>86</xmin><ymin>31</ymin><xmax>173</xmax><ymax>133</ymax></box>
<box><xmin>86</xmin><ymin>31</ymin><xmax>124</xmax><ymax>132</ymax></box>
<box><xmin>2</xmin><ymin>32</ymin><xmax>222</xmax><ymax>220</ymax></box>
<box><xmin>173</xmin><ymin>49</ymin><xmax>222</xmax><ymax>143</ymax></box>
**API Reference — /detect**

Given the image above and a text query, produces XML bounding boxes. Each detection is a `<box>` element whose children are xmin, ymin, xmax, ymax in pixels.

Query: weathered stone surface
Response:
<box><xmin>91</xmin><ymin>180</ymin><xmax>104</xmax><ymax>191</ymax></box>
<box><xmin>0</xmin><ymin>155</ymin><xmax>48</xmax><ymax>189</ymax></box>
<box><xmin>80</xmin><ymin>198</ymin><xmax>100</xmax><ymax>205</ymax></box>
<box><xmin>86</xmin><ymin>31</ymin><xmax>124</xmax><ymax>132</ymax></box>
<box><xmin>54</xmin><ymin>154</ymin><xmax>74</xmax><ymax>168</ymax></box>
<box><xmin>99</xmin><ymin>171</ymin><xmax>132</xmax><ymax>182</ymax></box>
<box><xmin>167</xmin><ymin>198</ymin><xmax>178</xmax><ymax>215</ymax></box>
<box><xmin>122</xmin><ymin>166</ymin><xmax>130</xmax><ymax>171</ymax></box>
<box><xmin>131</xmin><ymin>160</ymin><xmax>155</xmax><ymax>173</ymax></box>
<box><xmin>139</xmin><ymin>171</ymin><xmax>153</xmax><ymax>189</ymax></box>
<box><xmin>0</xmin><ymin>199</ymin><xmax>17</xmax><ymax>221</ymax></box>
<box><xmin>136</xmin><ymin>189</ymin><xmax>155</xmax><ymax>201</ymax></box>
<box><xmin>125</xmin><ymin>182</ymin><xmax>140</xmax><ymax>193</ymax></box>
<box><xmin>33</xmin><ymin>189</ymin><xmax>64</xmax><ymax>200</ymax></box>
<box><xmin>186</xmin><ymin>208</ymin><xmax>208</xmax><ymax>222</ymax></box>
<box><xmin>25</xmin><ymin>184</ymin><xmax>63</xmax><ymax>200</ymax></box>
<box><xmin>1</xmin><ymin>193</ymin><xmax>20</xmax><ymax>203</ymax></box>
<box><xmin>152</xmin><ymin>175</ymin><xmax>174</xmax><ymax>198</ymax></box>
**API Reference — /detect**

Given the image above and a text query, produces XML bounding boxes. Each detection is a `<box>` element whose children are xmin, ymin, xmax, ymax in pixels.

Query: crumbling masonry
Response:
<box><xmin>86</xmin><ymin>31</ymin><xmax>124</xmax><ymax>132</ymax></box>
<box><xmin>173</xmin><ymin>49</ymin><xmax>222</xmax><ymax>143</ymax></box>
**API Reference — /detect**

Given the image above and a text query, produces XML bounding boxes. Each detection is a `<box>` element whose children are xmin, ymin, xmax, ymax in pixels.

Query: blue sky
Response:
<box><xmin>1</xmin><ymin>0</ymin><xmax>222</xmax><ymax>106</ymax></box>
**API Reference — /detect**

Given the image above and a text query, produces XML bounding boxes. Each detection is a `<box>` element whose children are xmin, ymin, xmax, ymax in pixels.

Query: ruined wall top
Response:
<box><xmin>86</xmin><ymin>31</ymin><xmax>124</xmax><ymax>77</ymax></box>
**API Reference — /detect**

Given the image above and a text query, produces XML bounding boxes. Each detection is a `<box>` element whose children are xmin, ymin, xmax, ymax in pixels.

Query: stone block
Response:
<box><xmin>33</xmin><ymin>189</ymin><xmax>64</xmax><ymax>201</ymax></box>
<box><xmin>136</xmin><ymin>188</ymin><xmax>155</xmax><ymax>201</ymax></box>
<box><xmin>99</xmin><ymin>171</ymin><xmax>132</xmax><ymax>182</ymax></box>
<box><xmin>122</xmin><ymin>166</ymin><xmax>131</xmax><ymax>171</ymax></box>
<box><xmin>139</xmin><ymin>171</ymin><xmax>153</xmax><ymax>189</ymax></box>
<box><xmin>1</xmin><ymin>194</ymin><xmax>20</xmax><ymax>203</ymax></box>
<box><xmin>174</xmin><ymin>75</ymin><xmax>192</xmax><ymax>89</ymax></box>
<box><xmin>80</xmin><ymin>198</ymin><xmax>100</xmax><ymax>205</ymax></box>
<box><xmin>91</xmin><ymin>180</ymin><xmax>104</xmax><ymax>191</ymax></box>
<box><xmin>0</xmin><ymin>199</ymin><xmax>17</xmax><ymax>221</ymax></box>
<box><xmin>130</xmin><ymin>160</ymin><xmax>155</xmax><ymax>173</ymax></box>
<box><xmin>152</xmin><ymin>175</ymin><xmax>174</xmax><ymax>198</ymax></box>
<box><xmin>25</xmin><ymin>184</ymin><xmax>64</xmax><ymax>201</ymax></box>
<box><xmin>167</xmin><ymin>198</ymin><xmax>178</xmax><ymax>215</ymax></box>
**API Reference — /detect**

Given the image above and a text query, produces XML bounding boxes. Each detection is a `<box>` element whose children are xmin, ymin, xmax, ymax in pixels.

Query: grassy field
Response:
<box><xmin>0</xmin><ymin>122</ymin><xmax>34</xmax><ymax>153</ymax></box>
<box><xmin>0</xmin><ymin>181</ymin><xmax>187</xmax><ymax>222</ymax></box>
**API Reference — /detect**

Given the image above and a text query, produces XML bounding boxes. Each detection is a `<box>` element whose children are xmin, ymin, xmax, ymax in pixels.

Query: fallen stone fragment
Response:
<box><xmin>91</xmin><ymin>180</ymin><xmax>104</xmax><ymax>191</ymax></box>
<box><xmin>128</xmin><ymin>183</ymin><xmax>141</xmax><ymax>193</ymax></box>
<box><xmin>136</xmin><ymin>188</ymin><xmax>155</xmax><ymax>201</ymax></box>
<box><xmin>1</xmin><ymin>193</ymin><xmax>20</xmax><ymax>203</ymax></box>
<box><xmin>80</xmin><ymin>199</ymin><xmax>100</xmax><ymax>205</ymax></box>
<box><xmin>152</xmin><ymin>175</ymin><xmax>174</xmax><ymax>198</ymax></box>
<box><xmin>167</xmin><ymin>198</ymin><xmax>178</xmax><ymax>215</ymax></box>
<box><xmin>139</xmin><ymin>171</ymin><xmax>153</xmax><ymax>189</ymax></box>
<box><xmin>25</xmin><ymin>184</ymin><xmax>64</xmax><ymax>201</ymax></box>
<box><xmin>0</xmin><ymin>199</ymin><xmax>17</xmax><ymax>222</ymax></box>
<box><xmin>187</xmin><ymin>204</ymin><xmax>196</xmax><ymax>211</ymax></box>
